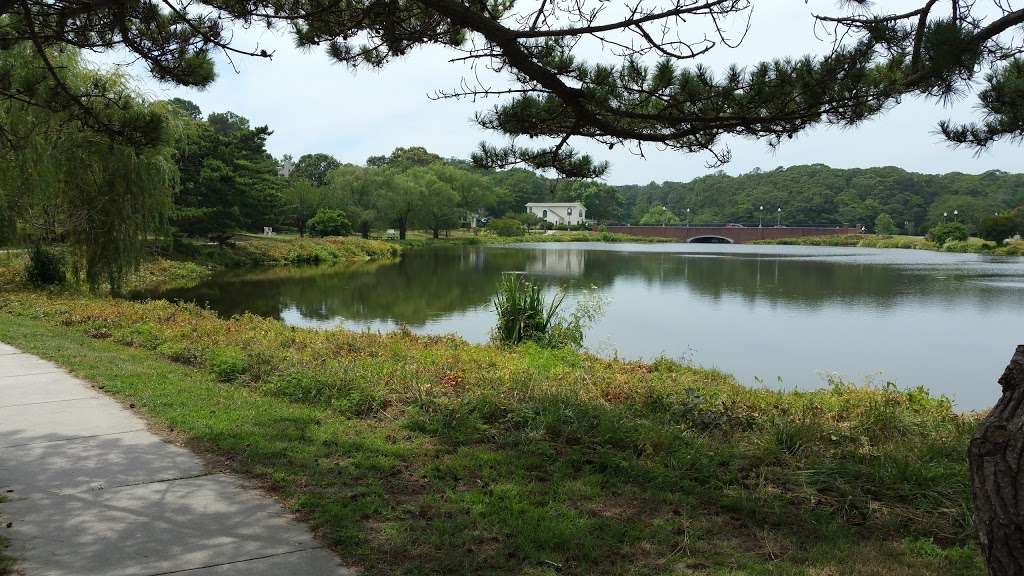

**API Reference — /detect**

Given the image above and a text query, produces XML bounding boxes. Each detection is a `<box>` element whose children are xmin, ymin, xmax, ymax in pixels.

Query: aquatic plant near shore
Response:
<box><xmin>492</xmin><ymin>274</ymin><xmax>607</xmax><ymax>349</ymax></box>
<box><xmin>492</xmin><ymin>274</ymin><xmax>564</xmax><ymax>346</ymax></box>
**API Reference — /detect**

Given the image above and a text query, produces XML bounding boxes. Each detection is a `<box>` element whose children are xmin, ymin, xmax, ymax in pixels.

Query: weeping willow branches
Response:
<box><xmin>0</xmin><ymin>43</ymin><xmax>176</xmax><ymax>292</ymax></box>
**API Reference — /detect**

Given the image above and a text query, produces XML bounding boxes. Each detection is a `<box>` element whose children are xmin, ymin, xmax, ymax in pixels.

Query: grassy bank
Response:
<box><xmin>754</xmin><ymin>234</ymin><xmax>1024</xmax><ymax>255</ymax></box>
<box><xmin>0</xmin><ymin>290</ymin><xmax>983</xmax><ymax>575</ymax></box>
<box><xmin>0</xmin><ymin>235</ymin><xmax>400</xmax><ymax>293</ymax></box>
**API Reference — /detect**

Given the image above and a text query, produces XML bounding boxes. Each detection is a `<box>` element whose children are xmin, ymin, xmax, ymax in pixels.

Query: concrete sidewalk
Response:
<box><xmin>0</xmin><ymin>341</ymin><xmax>352</xmax><ymax>576</ymax></box>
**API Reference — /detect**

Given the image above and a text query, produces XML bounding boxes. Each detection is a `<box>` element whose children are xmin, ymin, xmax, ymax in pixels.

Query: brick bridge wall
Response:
<box><xmin>606</xmin><ymin>226</ymin><xmax>862</xmax><ymax>243</ymax></box>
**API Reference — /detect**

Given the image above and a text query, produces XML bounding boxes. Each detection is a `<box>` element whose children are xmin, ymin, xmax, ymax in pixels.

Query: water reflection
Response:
<box><xmin>135</xmin><ymin>243</ymin><xmax>1024</xmax><ymax>409</ymax></box>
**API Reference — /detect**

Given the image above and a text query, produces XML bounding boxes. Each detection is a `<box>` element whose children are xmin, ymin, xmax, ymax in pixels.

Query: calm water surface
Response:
<box><xmin>137</xmin><ymin>243</ymin><xmax>1024</xmax><ymax>410</ymax></box>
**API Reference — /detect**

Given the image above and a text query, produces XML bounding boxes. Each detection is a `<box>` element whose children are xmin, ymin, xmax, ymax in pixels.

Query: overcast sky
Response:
<box><xmin>105</xmin><ymin>1</ymin><xmax>1022</xmax><ymax>185</ymax></box>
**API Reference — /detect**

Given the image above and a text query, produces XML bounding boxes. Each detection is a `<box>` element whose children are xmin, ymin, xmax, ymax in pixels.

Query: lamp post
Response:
<box><xmin>953</xmin><ymin>209</ymin><xmax>959</xmax><ymax>222</ymax></box>
<box><xmin>943</xmin><ymin>211</ymin><xmax>948</xmax><ymax>223</ymax></box>
<box><xmin>759</xmin><ymin>205</ymin><xmax>764</xmax><ymax>228</ymax></box>
<box><xmin>776</xmin><ymin>207</ymin><xmax>782</xmax><ymax>227</ymax></box>
<box><xmin>686</xmin><ymin>208</ymin><xmax>691</xmax><ymax>227</ymax></box>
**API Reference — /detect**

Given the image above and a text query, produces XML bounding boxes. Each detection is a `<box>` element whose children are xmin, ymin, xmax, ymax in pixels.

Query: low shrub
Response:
<box><xmin>307</xmin><ymin>208</ymin><xmax>352</xmax><ymax>237</ymax></box>
<box><xmin>207</xmin><ymin>348</ymin><xmax>249</xmax><ymax>382</ymax></box>
<box><xmin>488</xmin><ymin>217</ymin><xmax>526</xmax><ymax>237</ymax></box>
<box><xmin>978</xmin><ymin>214</ymin><xmax>1019</xmax><ymax>244</ymax></box>
<box><xmin>927</xmin><ymin>222</ymin><xmax>969</xmax><ymax>246</ymax></box>
<box><xmin>25</xmin><ymin>245</ymin><xmax>65</xmax><ymax>287</ymax></box>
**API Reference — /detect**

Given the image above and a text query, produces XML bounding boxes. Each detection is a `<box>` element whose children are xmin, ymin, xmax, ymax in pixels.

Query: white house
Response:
<box><xmin>525</xmin><ymin>202</ymin><xmax>586</xmax><ymax>226</ymax></box>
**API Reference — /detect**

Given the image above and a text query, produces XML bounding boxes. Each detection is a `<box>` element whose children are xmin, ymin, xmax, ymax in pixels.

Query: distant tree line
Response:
<box><xmin>161</xmin><ymin>102</ymin><xmax>630</xmax><ymax>241</ymax></box>
<box><xmin>616</xmin><ymin>165</ymin><xmax>1024</xmax><ymax>234</ymax></box>
<box><xmin>157</xmin><ymin>101</ymin><xmax>1024</xmax><ymax>245</ymax></box>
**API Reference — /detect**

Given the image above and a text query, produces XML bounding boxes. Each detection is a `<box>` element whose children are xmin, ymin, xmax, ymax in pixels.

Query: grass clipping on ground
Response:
<box><xmin>0</xmin><ymin>292</ymin><xmax>984</xmax><ymax>575</ymax></box>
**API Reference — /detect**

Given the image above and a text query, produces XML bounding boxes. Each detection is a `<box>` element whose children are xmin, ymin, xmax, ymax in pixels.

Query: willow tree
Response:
<box><xmin>326</xmin><ymin>164</ymin><xmax>380</xmax><ymax>239</ymax></box>
<box><xmin>0</xmin><ymin>43</ymin><xmax>176</xmax><ymax>292</ymax></box>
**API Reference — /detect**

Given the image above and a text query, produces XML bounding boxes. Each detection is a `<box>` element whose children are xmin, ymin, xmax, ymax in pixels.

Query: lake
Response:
<box><xmin>136</xmin><ymin>243</ymin><xmax>1024</xmax><ymax>410</ymax></box>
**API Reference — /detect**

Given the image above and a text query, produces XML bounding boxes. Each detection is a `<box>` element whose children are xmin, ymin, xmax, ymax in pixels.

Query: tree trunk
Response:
<box><xmin>432</xmin><ymin>227</ymin><xmax>439</xmax><ymax>239</ymax></box>
<box><xmin>399</xmin><ymin>220</ymin><xmax>407</xmax><ymax>240</ymax></box>
<box><xmin>970</xmin><ymin>345</ymin><xmax>1024</xmax><ymax>576</ymax></box>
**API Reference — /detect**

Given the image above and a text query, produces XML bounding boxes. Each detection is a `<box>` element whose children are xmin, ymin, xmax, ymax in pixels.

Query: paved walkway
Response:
<box><xmin>0</xmin><ymin>341</ymin><xmax>352</xmax><ymax>576</ymax></box>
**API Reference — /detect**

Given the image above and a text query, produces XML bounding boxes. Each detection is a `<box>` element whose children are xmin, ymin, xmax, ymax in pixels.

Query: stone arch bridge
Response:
<box><xmin>605</xmin><ymin>225</ymin><xmax>861</xmax><ymax>244</ymax></box>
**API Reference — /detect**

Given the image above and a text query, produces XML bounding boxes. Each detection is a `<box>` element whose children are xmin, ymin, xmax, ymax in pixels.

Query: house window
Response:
<box><xmin>567</xmin><ymin>207</ymin><xmax>573</xmax><ymax>215</ymax></box>
<box><xmin>542</xmin><ymin>209</ymin><xmax>548</xmax><ymax>218</ymax></box>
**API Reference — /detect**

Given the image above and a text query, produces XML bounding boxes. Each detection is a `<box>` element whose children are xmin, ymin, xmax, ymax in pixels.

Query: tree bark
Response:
<box><xmin>970</xmin><ymin>345</ymin><xmax>1024</xmax><ymax>576</ymax></box>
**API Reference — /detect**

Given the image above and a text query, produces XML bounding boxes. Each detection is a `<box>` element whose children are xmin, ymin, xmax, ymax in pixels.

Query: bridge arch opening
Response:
<box><xmin>688</xmin><ymin>235</ymin><xmax>734</xmax><ymax>244</ymax></box>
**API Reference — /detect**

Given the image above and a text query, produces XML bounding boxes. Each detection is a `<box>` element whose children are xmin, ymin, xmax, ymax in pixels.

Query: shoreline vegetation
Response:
<box><xmin>2</xmin><ymin>230</ymin><xmax>1020</xmax><ymax>298</ymax></box>
<box><xmin>0</xmin><ymin>233</ymin><xmax>989</xmax><ymax>575</ymax></box>
<box><xmin>1</xmin><ymin>230</ymin><xmax>671</xmax><ymax>295</ymax></box>
<box><xmin>753</xmin><ymin>234</ymin><xmax>1024</xmax><ymax>256</ymax></box>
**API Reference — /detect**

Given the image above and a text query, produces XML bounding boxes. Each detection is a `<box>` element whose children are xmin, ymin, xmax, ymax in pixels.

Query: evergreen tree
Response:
<box><xmin>167</xmin><ymin>105</ymin><xmax>286</xmax><ymax>239</ymax></box>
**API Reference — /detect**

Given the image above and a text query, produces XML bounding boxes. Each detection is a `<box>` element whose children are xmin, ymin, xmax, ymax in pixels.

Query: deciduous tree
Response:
<box><xmin>292</xmin><ymin>153</ymin><xmax>341</xmax><ymax>187</ymax></box>
<box><xmin>638</xmin><ymin>205</ymin><xmax>681</xmax><ymax>226</ymax></box>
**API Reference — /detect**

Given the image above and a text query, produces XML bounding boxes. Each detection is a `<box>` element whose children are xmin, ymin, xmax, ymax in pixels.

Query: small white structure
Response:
<box><xmin>526</xmin><ymin>202</ymin><xmax>586</xmax><ymax>226</ymax></box>
<box><xmin>277</xmin><ymin>157</ymin><xmax>294</xmax><ymax>178</ymax></box>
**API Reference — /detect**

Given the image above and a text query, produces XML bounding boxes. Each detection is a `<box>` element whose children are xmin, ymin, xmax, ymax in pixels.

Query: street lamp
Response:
<box><xmin>943</xmin><ymin>211</ymin><xmax>948</xmax><ymax>223</ymax></box>
<box><xmin>759</xmin><ymin>205</ymin><xmax>764</xmax><ymax>228</ymax></box>
<box><xmin>953</xmin><ymin>209</ymin><xmax>959</xmax><ymax>222</ymax></box>
<box><xmin>776</xmin><ymin>207</ymin><xmax>782</xmax><ymax>227</ymax></box>
<box><xmin>686</xmin><ymin>208</ymin><xmax>691</xmax><ymax>227</ymax></box>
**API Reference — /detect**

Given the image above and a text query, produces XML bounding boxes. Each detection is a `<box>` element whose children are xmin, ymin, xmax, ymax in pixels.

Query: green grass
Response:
<box><xmin>754</xmin><ymin>234</ymin><xmax>1024</xmax><ymax>255</ymax></box>
<box><xmin>0</xmin><ymin>290</ymin><xmax>985</xmax><ymax>575</ymax></box>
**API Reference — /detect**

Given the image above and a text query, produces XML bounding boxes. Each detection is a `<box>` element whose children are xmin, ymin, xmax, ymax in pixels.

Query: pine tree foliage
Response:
<box><xmin>167</xmin><ymin>102</ymin><xmax>286</xmax><ymax>240</ymax></box>
<box><xmin>2</xmin><ymin>1</ymin><xmax>1022</xmax><ymax>174</ymax></box>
